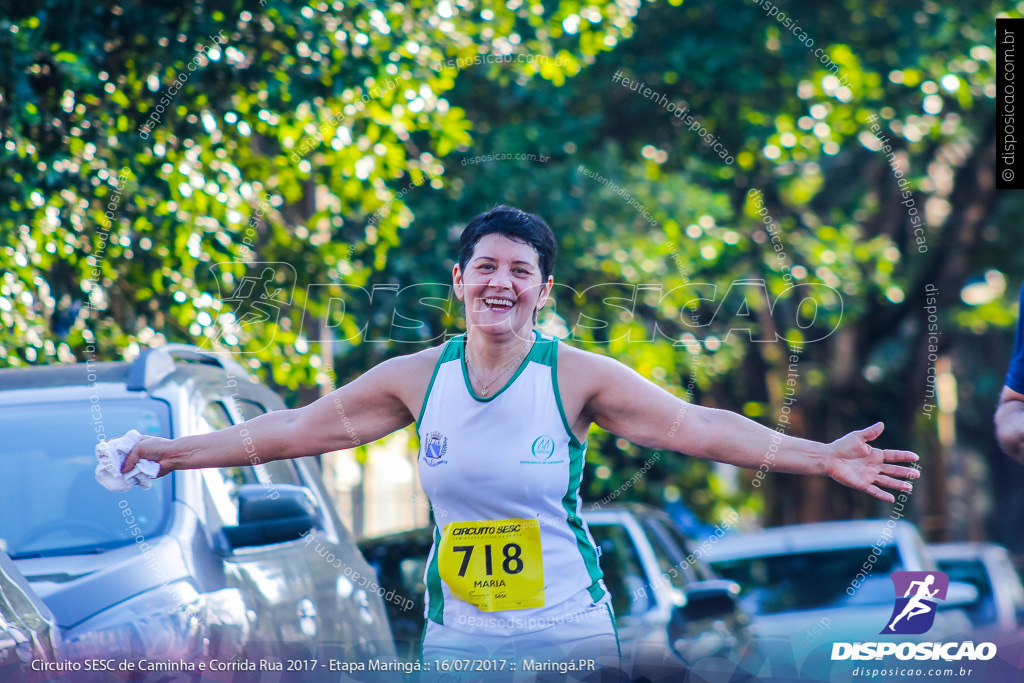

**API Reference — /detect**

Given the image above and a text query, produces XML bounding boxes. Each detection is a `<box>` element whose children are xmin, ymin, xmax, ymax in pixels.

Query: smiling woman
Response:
<box><xmin>454</xmin><ymin>209</ymin><xmax>556</xmax><ymax>397</ymax></box>
<box><xmin>122</xmin><ymin>204</ymin><xmax>920</xmax><ymax>680</ymax></box>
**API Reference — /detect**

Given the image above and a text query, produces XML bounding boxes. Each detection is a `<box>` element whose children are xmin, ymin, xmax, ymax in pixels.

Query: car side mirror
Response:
<box><xmin>668</xmin><ymin>580</ymin><xmax>741</xmax><ymax>635</ymax></box>
<box><xmin>222</xmin><ymin>484</ymin><xmax>322</xmax><ymax>550</ymax></box>
<box><xmin>940</xmin><ymin>580</ymin><xmax>979</xmax><ymax>609</ymax></box>
<box><xmin>667</xmin><ymin>580</ymin><xmax>743</xmax><ymax>663</ymax></box>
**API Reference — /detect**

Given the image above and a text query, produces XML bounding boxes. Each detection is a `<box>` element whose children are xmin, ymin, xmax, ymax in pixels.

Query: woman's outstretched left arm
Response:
<box><xmin>580</xmin><ymin>352</ymin><xmax>919</xmax><ymax>502</ymax></box>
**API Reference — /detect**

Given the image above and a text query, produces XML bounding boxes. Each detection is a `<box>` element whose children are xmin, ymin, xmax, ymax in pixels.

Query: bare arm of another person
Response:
<box><xmin>995</xmin><ymin>386</ymin><xmax>1024</xmax><ymax>464</ymax></box>
<box><xmin>579</xmin><ymin>352</ymin><xmax>919</xmax><ymax>502</ymax></box>
<box><xmin>122</xmin><ymin>354</ymin><xmax>422</xmax><ymax>476</ymax></box>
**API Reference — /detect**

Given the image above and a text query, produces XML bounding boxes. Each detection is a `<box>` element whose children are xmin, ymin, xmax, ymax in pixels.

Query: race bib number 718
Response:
<box><xmin>437</xmin><ymin>518</ymin><xmax>545</xmax><ymax>612</ymax></box>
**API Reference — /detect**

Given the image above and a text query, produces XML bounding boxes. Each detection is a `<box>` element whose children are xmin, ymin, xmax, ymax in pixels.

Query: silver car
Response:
<box><xmin>0</xmin><ymin>345</ymin><xmax>395</xmax><ymax>668</ymax></box>
<box><xmin>930</xmin><ymin>541</ymin><xmax>1024</xmax><ymax>632</ymax></box>
<box><xmin>704</xmin><ymin>519</ymin><xmax>977</xmax><ymax>674</ymax></box>
<box><xmin>582</xmin><ymin>503</ymin><xmax>756</xmax><ymax>678</ymax></box>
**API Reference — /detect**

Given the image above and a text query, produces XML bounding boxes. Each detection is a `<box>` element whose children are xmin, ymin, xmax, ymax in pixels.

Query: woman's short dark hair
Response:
<box><xmin>458</xmin><ymin>205</ymin><xmax>557</xmax><ymax>281</ymax></box>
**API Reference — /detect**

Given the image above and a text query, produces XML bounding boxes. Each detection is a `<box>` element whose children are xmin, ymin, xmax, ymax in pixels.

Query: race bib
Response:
<box><xmin>437</xmin><ymin>518</ymin><xmax>545</xmax><ymax>612</ymax></box>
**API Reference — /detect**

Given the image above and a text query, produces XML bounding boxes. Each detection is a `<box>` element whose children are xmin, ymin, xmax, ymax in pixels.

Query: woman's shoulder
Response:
<box><xmin>550</xmin><ymin>338</ymin><xmax>628</xmax><ymax>429</ymax></box>
<box><xmin>371</xmin><ymin>337</ymin><xmax>454</xmax><ymax>412</ymax></box>
<box><xmin>380</xmin><ymin>336</ymin><xmax>452</xmax><ymax>375</ymax></box>
<box><xmin>552</xmin><ymin>337</ymin><xmax>622</xmax><ymax>378</ymax></box>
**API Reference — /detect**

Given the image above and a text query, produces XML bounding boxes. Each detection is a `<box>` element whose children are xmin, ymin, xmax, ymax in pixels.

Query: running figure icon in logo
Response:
<box><xmin>881</xmin><ymin>571</ymin><xmax>949</xmax><ymax>635</ymax></box>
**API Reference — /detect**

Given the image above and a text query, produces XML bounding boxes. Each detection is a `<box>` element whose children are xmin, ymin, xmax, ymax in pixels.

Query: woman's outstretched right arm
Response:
<box><xmin>122</xmin><ymin>353</ymin><xmax>422</xmax><ymax>476</ymax></box>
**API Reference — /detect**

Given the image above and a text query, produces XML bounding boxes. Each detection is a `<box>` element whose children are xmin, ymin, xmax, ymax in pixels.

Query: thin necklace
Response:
<box><xmin>465</xmin><ymin>330</ymin><xmax>531</xmax><ymax>396</ymax></box>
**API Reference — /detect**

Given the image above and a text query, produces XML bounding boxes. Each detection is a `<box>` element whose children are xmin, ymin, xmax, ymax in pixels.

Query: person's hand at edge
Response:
<box><xmin>995</xmin><ymin>387</ymin><xmax>1024</xmax><ymax>464</ymax></box>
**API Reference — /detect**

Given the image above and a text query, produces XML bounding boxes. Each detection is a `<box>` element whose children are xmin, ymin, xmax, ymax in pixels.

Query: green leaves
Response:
<box><xmin>1</xmin><ymin>0</ymin><xmax>1016</xmax><ymax>527</ymax></box>
<box><xmin>0</xmin><ymin>0</ymin><xmax>638</xmax><ymax>376</ymax></box>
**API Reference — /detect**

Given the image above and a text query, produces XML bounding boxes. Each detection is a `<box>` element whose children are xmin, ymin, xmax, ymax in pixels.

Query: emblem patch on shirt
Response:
<box><xmin>522</xmin><ymin>435</ymin><xmax>563</xmax><ymax>464</ymax></box>
<box><xmin>531</xmin><ymin>435</ymin><xmax>555</xmax><ymax>460</ymax></box>
<box><xmin>423</xmin><ymin>431</ymin><xmax>449</xmax><ymax>467</ymax></box>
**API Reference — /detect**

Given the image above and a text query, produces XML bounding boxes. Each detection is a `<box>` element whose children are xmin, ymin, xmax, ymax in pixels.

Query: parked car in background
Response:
<box><xmin>0</xmin><ymin>550</ymin><xmax>60</xmax><ymax>680</ymax></box>
<box><xmin>704</xmin><ymin>520</ymin><xmax>977</xmax><ymax>676</ymax></box>
<box><xmin>930</xmin><ymin>541</ymin><xmax>1024</xmax><ymax>632</ymax></box>
<box><xmin>358</xmin><ymin>528</ymin><xmax>432</xmax><ymax>661</ymax></box>
<box><xmin>583</xmin><ymin>504</ymin><xmax>756</xmax><ymax>678</ymax></box>
<box><xmin>0</xmin><ymin>345</ymin><xmax>395</xmax><ymax>667</ymax></box>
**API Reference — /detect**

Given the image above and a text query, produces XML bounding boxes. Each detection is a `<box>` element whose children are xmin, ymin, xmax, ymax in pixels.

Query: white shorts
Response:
<box><xmin>421</xmin><ymin>599</ymin><xmax>623</xmax><ymax>683</ymax></box>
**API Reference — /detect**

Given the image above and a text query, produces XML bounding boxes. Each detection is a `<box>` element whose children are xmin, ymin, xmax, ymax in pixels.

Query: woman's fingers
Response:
<box><xmin>120</xmin><ymin>436</ymin><xmax>153</xmax><ymax>473</ymax></box>
<box><xmin>859</xmin><ymin>421</ymin><xmax>885</xmax><ymax>441</ymax></box>
<box><xmin>121</xmin><ymin>448</ymin><xmax>140</xmax><ymax>473</ymax></box>
<box><xmin>875</xmin><ymin>474</ymin><xmax>913</xmax><ymax>492</ymax></box>
<box><xmin>864</xmin><ymin>484</ymin><xmax>895</xmax><ymax>503</ymax></box>
<box><xmin>880</xmin><ymin>464</ymin><xmax>920</xmax><ymax>479</ymax></box>
<box><xmin>881</xmin><ymin>448</ymin><xmax>919</xmax><ymax>463</ymax></box>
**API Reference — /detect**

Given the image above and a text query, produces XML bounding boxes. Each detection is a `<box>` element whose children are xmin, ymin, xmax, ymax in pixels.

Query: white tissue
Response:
<box><xmin>95</xmin><ymin>429</ymin><xmax>161</xmax><ymax>492</ymax></box>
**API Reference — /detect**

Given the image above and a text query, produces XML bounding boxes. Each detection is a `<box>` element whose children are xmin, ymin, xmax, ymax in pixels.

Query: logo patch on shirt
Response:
<box><xmin>532</xmin><ymin>435</ymin><xmax>555</xmax><ymax>459</ymax></box>
<box><xmin>522</xmin><ymin>435</ymin><xmax>563</xmax><ymax>464</ymax></box>
<box><xmin>423</xmin><ymin>431</ymin><xmax>449</xmax><ymax>467</ymax></box>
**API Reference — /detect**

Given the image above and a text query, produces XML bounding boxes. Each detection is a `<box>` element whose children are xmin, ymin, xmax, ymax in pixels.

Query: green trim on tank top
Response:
<box><xmin>426</xmin><ymin>526</ymin><xmax>445</xmax><ymax>625</ymax></box>
<box><xmin>415</xmin><ymin>336</ymin><xmax>462</xmax><ymax>428</ymax></box>
<box><xmin>546</xmin><ymin>334</ymin><xmax>587</xmax><ymax>451</ymax></box>
<box><xmin>562</xmin><ymin>436</ymin><xmax>605</xmax><ymax>601</ymax></box>
<box><xmin>459</xmin><ymin>329</ymin><xmax>541</xmax><ymax>403</ymax></box>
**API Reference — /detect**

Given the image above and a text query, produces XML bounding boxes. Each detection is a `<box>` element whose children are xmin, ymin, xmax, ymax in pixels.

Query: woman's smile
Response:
<box><xmin>481</xmin><ymin>294</ymin><xmax>516</xmax><ymax>312</ymax></box>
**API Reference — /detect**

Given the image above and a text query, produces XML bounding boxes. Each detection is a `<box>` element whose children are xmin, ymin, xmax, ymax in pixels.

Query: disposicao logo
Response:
<box><xmin>830</xmin><ymin>570</ymin><xmax>996</xmax><ymax>663</ymax></box>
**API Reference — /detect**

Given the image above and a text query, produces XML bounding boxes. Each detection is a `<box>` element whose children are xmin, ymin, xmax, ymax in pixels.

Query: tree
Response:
<box><xmin>0</xmin><ymin>0</ymin><xmax>635</xmax><ymax>383</ymax></box>
<box><xmin>382</xmin><ymin>0</ymin><xmax>1021</xmax><ymax>542</ymax></box>
<box><xmin>4</xmin><ymin>0</ymin><xmax>1020</xmax><ymax>549</ymax></box>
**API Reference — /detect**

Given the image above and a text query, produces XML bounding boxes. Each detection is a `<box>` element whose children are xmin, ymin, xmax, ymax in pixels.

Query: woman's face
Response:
<box><xmin>453</xmin><ymin>233</ymin><xmax>553</xmax><ymax>340</ymax></box>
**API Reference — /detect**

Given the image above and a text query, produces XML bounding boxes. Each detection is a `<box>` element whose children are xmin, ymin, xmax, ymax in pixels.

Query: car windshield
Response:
<box><xmin>0</xmin><ymin>399</ymin><xmax>171</xmax><ymax>558</ymax></box>
<box><xmin>709</xmin><ymin>545</ymin><xmax>902</xmax><ymax>615</ymax></box>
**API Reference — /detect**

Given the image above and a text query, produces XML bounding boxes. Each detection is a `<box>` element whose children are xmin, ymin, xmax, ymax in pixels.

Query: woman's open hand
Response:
<box><xmin>827</xmin><ymin>422</ymin><xmax>920</xmax><ymax>502</ymax></box>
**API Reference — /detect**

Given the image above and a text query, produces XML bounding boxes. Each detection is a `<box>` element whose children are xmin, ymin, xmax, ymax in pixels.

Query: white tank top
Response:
<box><xmin>416</xmin><ymin>331</ymin><xmax>608</xmax><ymax>635</ymax></box>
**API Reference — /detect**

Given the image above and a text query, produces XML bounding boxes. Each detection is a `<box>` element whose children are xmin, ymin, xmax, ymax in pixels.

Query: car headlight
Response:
<box><xmin>64</xmin><ymin>581</ymin><xmax>202</xmax><ymax>662</ymax></box>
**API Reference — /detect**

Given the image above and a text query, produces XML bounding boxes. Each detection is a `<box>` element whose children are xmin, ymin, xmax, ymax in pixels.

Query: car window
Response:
<box><xmin>201</xmin><ymin>399</ymin><xmax>302</xmax><ymax>527</ymax></box>
<box><xmin>991</xmin><ymin>552</ymin><xmax>1024</xmax><ymax>608</ymax></box>
<box><xmin>650</xmin><ymin>519</ymin><xmax>717</xmax><ymax>582</ymax></box>
<box><xmin>588</xmin><ymin>522</ymin><xmax>655</xmax><ymax>617</ymax></box>
<box><xmin>911</xmin><ymin>532</ymin><xmax>935</xmax><ymax>570</ymax></box>
<box><xmin>234</xmin><ymin>398</ymin><xmax>302</xmax><ymax>488</ymax></box>
<box><xmin>205</xmin><ymin>465</ymin><xmax>302</xmax><ymax>527</ymax></box>
<box><xmin>710</xmin><ymin>546</ymin><xmax>902</xmax><ymax>615</ymax></box>
<box><xmin>935</xmin><ymin>558</ymin><xmax>997</xmax><ymax>626</ymax></box>
<box><xmin>231</xmin><ymin>398</ymin><xmax>302</xmax><ymax>487</ymax></box>
<box><xmin>203</xmin><ymin>474</ymin><xmax>246</xmax><ymax>527</ymax></box>
<box><xmin>641</xmin><ymin>520</ymin><xmax>691</xmax><ymax>590</ymax></box>
<box><xmin>400</xmin><ymin>557</ymin><xmax>427</xmax><ymax>597</ymax></box>
<box><xmin>0</xmin><ymin>400</ymin><xmax>171</xmax><ymax>558</ymax></box>
<box><xmin>200</xmin><ymin>401</ymin><xmax>233</xmax><ymax>432</ymax></box>
<box><xmin>235</xmin><ymin>398</ymin><xmax>268</xmax><ymax>421</ymax></box>
<box><xmin>199</xmin><ymin>401</ymin><xmax>245</xmax><ymax>526</ymax></box>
